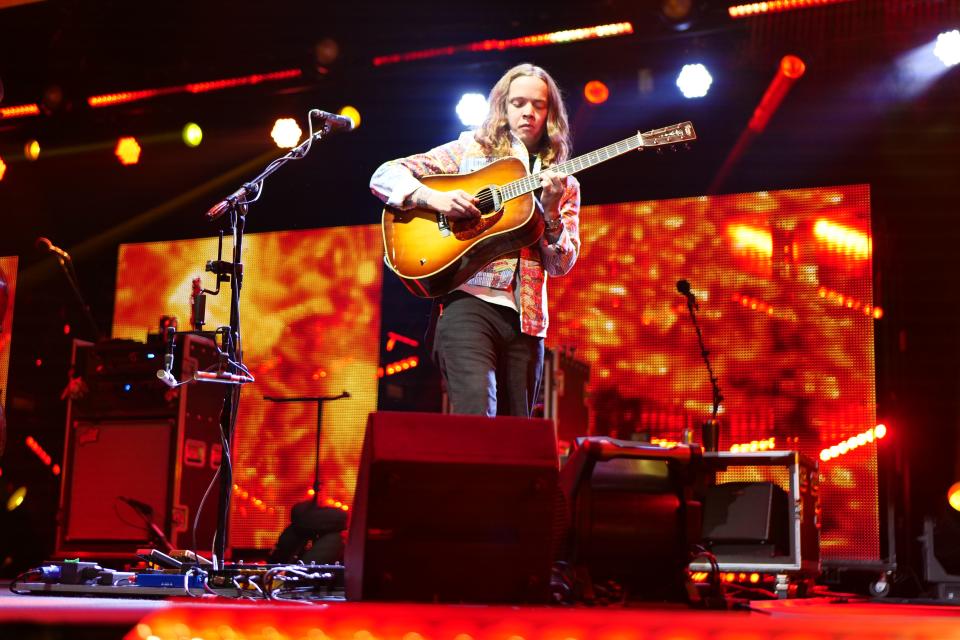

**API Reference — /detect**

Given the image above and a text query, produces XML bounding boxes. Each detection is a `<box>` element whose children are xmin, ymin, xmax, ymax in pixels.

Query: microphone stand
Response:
<box><xmin>680</xmin><ymin>287</ymin><xmax>723</xmax><ymax>452</ymax></box>
<box><xmin>51</xmin><ymin>249</ymin><xmax>103</xmax><ymax>342</ymax></box>
<box><xmin>263</xmin><ymin>391</ymin><xmax>350</xmax><ymax>505</ymax></box>
<box><xmin>196</xmin><ymin>112</ymin><xmax>346</xmax><ymax>569</ymax></box>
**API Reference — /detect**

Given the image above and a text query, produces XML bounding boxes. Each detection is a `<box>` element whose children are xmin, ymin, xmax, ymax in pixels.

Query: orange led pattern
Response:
<box><xmin>378</xmin><ymin>356</ymin><xmax>419</xmax><ymax>378</ymax></box>
<box><xmin>728</xmin><ymin>0</ymin><xmax>854</xmax><ymax>18</ymax></box>
<box><xmin>303</xmin><ymin>494</ymin><xmax>350</xmax><ymax>512</ymax></box>
<box><xmin>385</xmin><ymin>331</ymin><xmax>419</xmax><ymax>351</ymax></box>
<box><xmin>818</xmin><ymin>287</ymin><xmax>883</xmax><ymax>319</ymax></box>
<box><xmin>373</xmin><ymin>22</ymin><xmax>633</xmax><ymax>66</ymax></box>
<box><xmin>730</xmin><ymin>437</ymin><xmax>776</xmax><ymax>452</ymax></box>
<box><xmin>25</xmin><ymin>436</ymin><xmax>60</xmax><ymax>475</ymax></box>
<box><xmin>732</xmin><ymin>293</ymin><xmax>775</xmax><ymax>316</ymax></box>
<box><xmin>233</xmin><ymin>483</ymin><xmax>275</xmax><ymax>514</ymax></box>
<box><xmin>0</xmin><ymin>103</ymin><xmax>40</xmax><ymax>119</ymax></box>
<box><xmin>819</xmin><ymin>424</ymin><xmax>886</xmax><ymax>462</ymax></box>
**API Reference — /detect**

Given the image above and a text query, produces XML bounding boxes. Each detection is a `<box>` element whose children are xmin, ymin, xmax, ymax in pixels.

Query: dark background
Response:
<box><xmin>0</xmin><ymin>0</ymin><xmax>958</xmax><ymax>585</ymax></box>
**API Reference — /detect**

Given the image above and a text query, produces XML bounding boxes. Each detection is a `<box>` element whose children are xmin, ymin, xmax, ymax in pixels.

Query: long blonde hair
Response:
<box><xmin>474</xmin><ymin>63</ymin><xmax>571</xmax><ymax>167</ymax></box>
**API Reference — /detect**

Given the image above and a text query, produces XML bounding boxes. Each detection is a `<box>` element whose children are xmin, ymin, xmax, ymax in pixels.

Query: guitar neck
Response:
<box><xmin>500</xmin><ymin>132</ymin><xmax>642</xmax><ymax>201</ymax></box>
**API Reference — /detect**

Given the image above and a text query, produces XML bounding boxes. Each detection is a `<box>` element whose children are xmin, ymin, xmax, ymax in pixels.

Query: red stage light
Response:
<box><xmin>583</xmin><ymin>80</ymin><xmax>610</xmax><ymax>104</ymax></box>
<box><xmin>949</xmin><ymin>482</ymin><xmax>960</xmax><ymax>512</ymax></box>
<box><xmin>373</xmin><ymin>22</ymin><xmax>633</xmax><ymax>66</ymax></box>
<box><xmin>88</xmin><ymin>69</ymin><xmax>302</xmax><ymax>108</ymax></box>
<box><xmin>780</xmin><ymin>55</ymin><xmax>806</xmax><ymax>79</ymax></box>
<box><xmin>0</xmin><ymin>156</ymin><xmax>6</xmax><ymax>181</ymax></box>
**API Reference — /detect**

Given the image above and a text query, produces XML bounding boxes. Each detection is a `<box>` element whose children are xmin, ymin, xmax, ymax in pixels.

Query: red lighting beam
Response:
<box><xmin>709</xmin><ymin>55</ymin><xmax>806</xmax><ymax>193</ymax></box>
<box><xmin>373</xmin><ymin>22</ymin><xmax>633</xmax><ymax>66</ymax></box>
<box><xmin>88</xmin><ymin>69</ymin><xmax>302</xmax><ymax>108</ymax></box>
<box><xmin>729</xmin><ymin>0</ymin><xmax>854</xmax><ymax>19</ymax></box>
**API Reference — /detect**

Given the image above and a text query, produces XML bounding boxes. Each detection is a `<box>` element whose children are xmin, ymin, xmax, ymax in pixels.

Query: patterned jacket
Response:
<box><xmin>370</xmin><ymin>131</ymin><xmax>580</xmax><ymax>337</ymax></box>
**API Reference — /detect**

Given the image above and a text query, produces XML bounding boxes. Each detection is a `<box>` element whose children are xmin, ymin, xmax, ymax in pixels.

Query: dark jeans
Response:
<box><xmin>433</xmin><ymin>291</ymin><xmax>544</xmax><ymax>417</ymax></box>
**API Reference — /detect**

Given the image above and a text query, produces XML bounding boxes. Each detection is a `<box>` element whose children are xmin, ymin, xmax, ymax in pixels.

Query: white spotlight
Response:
<box><xmin>455</xmin><ymin>93</ymin><xmax>488</xmax><ymax>127</ymax></box>
<box><xmin>934</xmin><ymin>29</ymin><xmax>960</xmax><ymax>68</ymax></box>
<box><xmin>676</xmin><ymin>63</ymin><xmax>713</xmax><ymax>99</ymax></box>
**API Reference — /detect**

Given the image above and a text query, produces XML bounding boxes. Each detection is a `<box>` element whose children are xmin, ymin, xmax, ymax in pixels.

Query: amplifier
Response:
<box><xmin>56</xmin><ymin>334</ymin><xmax>225</xmax><ymax>558</ymax></box>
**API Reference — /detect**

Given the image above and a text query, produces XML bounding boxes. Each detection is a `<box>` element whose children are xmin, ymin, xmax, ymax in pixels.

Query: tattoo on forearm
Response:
<box><xmin>414</xmin><ymin>188</ymin><xmax>430</xmax><ymax>208</ymax></box>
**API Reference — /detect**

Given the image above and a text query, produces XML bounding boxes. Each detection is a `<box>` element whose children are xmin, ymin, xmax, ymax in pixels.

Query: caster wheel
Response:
<box><xmin>869</xmin><ymin>578</ymin><xmax>890</xmax><ymax>598</ymax></box>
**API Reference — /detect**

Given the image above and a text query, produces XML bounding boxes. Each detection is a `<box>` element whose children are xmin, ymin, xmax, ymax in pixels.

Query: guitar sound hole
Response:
<box><xmin>474</xmin><ymin>187</ymin><xmax>502</xmax><ymax>215</ymax></box>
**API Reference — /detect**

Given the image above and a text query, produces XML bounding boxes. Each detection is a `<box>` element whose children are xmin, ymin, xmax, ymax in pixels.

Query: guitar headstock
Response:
<box><xmin>638</xmin><ymin>121</ymin><xmax>697</xmax><ymax>149</ymax></box>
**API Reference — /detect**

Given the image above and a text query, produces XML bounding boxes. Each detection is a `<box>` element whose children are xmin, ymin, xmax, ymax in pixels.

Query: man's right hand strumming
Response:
<box><xmin>412</xmin><ymin>186</ymin><xmax>481</xmax><ymax>220</ymax></box>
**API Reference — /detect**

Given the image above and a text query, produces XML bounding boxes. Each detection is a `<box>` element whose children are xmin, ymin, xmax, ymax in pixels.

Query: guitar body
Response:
<box><xmin>381</xmin><ymin>157</ymin><xmax>540</xmax><ymax>298</ymax></box>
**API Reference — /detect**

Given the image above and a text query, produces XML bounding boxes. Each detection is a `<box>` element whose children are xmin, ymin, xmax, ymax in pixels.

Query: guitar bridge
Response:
<box><xmin>436</xmin><ymin>212</ymin><xmax>451</xmax><ymax>237</ymax></box>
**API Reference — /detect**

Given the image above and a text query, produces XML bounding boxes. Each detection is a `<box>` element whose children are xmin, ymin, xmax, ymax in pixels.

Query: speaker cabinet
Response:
<box><xmin>55</xmin><ymin>335</ymin><xmax>224</xmax><ymax>558</ymax></box>
<box><xmin>702</xmin><ymin>482</ymin><xmax>789</xmax><ymax>556</ymax></box>
<box><xmin>346</xmin><ymin>411</ymin><xmax>559</xmax><ymax>603</ymax></box>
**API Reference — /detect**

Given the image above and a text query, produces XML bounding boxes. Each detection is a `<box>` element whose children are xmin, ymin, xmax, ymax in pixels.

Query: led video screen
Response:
<box><xmin>547</xmin><ymin>184</ymin><xmax>877</xmax><ymax>561</ymax></box>
<box><xmin>114</xmin><ymin>227</ymin><xmax>383</xmax><ymax>550</ymax></box>
<box><xmin>114</xmin><ymin>185</ymin><xmax>877</xmax><ymax>562</ymax></box>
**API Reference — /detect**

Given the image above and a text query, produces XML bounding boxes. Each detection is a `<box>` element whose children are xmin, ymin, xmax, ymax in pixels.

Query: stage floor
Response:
<box><xmin>1</xmin><ymin>590</ymin><xmax>959</xmax><ymax>640</ymax></box>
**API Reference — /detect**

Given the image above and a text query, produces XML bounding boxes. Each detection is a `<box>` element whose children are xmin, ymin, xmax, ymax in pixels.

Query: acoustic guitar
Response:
<box><xmin>382</xmin><ymin>121</ymin><xmax>697</xmax><ymax>298</ymax></box>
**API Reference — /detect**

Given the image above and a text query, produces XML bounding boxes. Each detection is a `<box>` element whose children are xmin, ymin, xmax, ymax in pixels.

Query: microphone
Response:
<box><xmin>194</xmin><ymin>370</ymin><xmax>255</xmax><ymax>384</ymax></box>
<box><xmin>310</xmin><ymin>109</ymin><xmax>355</xmax><ymax>132</ymax></box>
<box><xmin>156</xmin><ymin>368</ymin><xmax>178</xmax><ymax>388</ymax></box>
<box><xmin>119</xmin><ymin>496</ymin><xmax>154</xmax><ymax>515</ymax></box>
<box><xmin>156</xmin><ymin>326</ymin><xmax>177</xmax><ymax>387</ymax></box>
<box><xmin>206</xmin><ymin>183</ymin><xmax>257</xmax><ymax>221</ymax></box>
<box><xmin>36</xmin><ymin>237</ymin><xmax>70</xmax><ymax>260</ymax></box>
<box><xmin>676</xmin><ymin>279</ymin><xmax>699</xmax><ymax>310</ymax></box>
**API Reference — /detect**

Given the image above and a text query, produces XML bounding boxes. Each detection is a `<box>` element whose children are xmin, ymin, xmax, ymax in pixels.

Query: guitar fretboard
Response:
<box><xmin>499</xmin><ymin>132</ymin><xmax>643</xmax><ymax>202</ymax></box>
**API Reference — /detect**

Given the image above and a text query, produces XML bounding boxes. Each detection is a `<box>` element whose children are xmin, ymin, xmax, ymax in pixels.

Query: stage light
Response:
<box><xmin>6</xmin><ymin>486</ymin><xmax>26</xmax><ymax>512</ymax></box>
<box><xmin>115</xmin><ymin>137</ymin><xmax>142</xmax><ymax>165</ymax></box>
<box><xmin>820</xmin><ymin>424</ymin><xmax>887</xmax><ymax>462</ymax></box>
<box><xmin>583</xmin><ymin>80</ymin><xmax>610</xmax><ymax>104</ymax></box>
<box><xmin>271</xmin><ymin>118</ymin><xmax>302</xmax><ymax>148</ymax></box>
<box><xmin>314</xmin><ymin>37</ymin><xmax>341</xmax><ymax>66</ymax></box>
<box><xmin>660</xmin><ymin>0</ymin><xmax>694</xmax><ymax>31</ymax></box>
<box><xmin>949</xmin><ymin>482</ymin><xmax>960</xmax><ymax>512</ymax></box>
<box><xmin>24</xmin><ymin>139</ymin><xmax>40</xmax><ymax>161</ymax></box>
<box><xmin>455</xmin><ymin>93</ymin><xmax>488</xmax><ymax>127</ymax></box>
<box><xmin>182</xmin><ymin>123</ymin><xmax>203</xmax><ymax>147</ymax></box>
<box><xmin>934</xmin><ymin>30</ymin><xmax>960</xmax><ymax>68</ymax></box>
<box><xmin>0</xmin><ymin>156</ymin><xmax>6</xmax><ymax>181</ymax></box>
<box><xmin>676</xmin><ymin>64</ymin><xmax>712</xmax><ymax>98</ymax></box>
<box><xmin>780</xmin><ymin>54</ymin><xmax>807</xmax><ymax>79</ymax></box>
<box><xmin>339</xmin><ymin>105</ymin><xmax>361</xmax><ymax>129</ymax></box>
